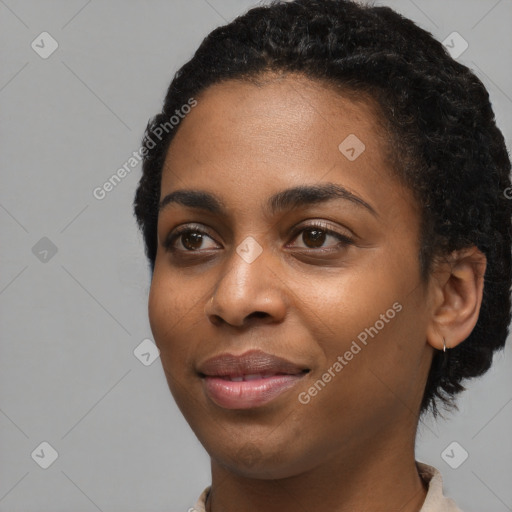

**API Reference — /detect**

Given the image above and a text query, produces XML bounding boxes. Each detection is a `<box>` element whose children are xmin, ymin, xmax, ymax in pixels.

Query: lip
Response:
<box><xmin>198</xmin><ymin>349</ymin><xmax>310</xmax><ymax>410</ymax></box>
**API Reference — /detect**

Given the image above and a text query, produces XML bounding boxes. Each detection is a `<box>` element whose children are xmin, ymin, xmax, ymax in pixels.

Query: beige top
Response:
<box><xmin>191</xmin><ymin>462</ymin><xmax>462</xmax><ymax>512</ymax></box>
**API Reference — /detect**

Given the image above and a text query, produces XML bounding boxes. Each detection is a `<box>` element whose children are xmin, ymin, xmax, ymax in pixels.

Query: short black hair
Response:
<box><xmin>133</xmin><ymin>0</ymin><xmax>512</xmax><ymax>417</ymax></box>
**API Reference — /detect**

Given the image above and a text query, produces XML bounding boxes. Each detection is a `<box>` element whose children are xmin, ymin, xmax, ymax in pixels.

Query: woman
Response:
<box><xmin>133</xmin><ymin>1</ymin><xmax>511</xmax><ymax>510</ymax></box>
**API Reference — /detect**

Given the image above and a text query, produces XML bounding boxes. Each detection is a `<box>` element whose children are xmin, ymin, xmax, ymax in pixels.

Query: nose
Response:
<box><xmin>204</xmin><ymin>240</ymin><xmax>287</xmax><ymax>328</ymax></box>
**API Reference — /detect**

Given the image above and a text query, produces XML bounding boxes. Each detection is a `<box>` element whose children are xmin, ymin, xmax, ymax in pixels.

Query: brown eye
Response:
<box><xmin>302</xmin><ymin>228</ymin><xmax>327</xmax><ymax>248</ymax></box>
<box><xmin>289</xmin><ymin>222</ymin><xmax>354</xmax><ymax>251</ymax></box>
<box><xmin>164</xmin><ymin>225</ymin><xmax>219</xmax><ymax>252</ymax></box>
<box><xmin>181</xmin><ymin>232</ymin><xmax>204</xmax><ymax>250</ymax></box>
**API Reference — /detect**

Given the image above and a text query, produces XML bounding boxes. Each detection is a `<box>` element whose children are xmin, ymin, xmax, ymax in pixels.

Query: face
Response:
<box><xmin>149</xmin><ymin>75</ymin><xmax>435</xmax><ymax>479</ymax></box>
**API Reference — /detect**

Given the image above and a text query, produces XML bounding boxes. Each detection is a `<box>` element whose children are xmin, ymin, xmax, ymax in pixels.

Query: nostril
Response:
<box><xmin>249</xmin><ymin>311</ymin><xmax>269</xmax><ymax>319</ymax></box>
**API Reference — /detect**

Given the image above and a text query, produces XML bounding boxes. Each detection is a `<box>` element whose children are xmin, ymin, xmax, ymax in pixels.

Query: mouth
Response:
<box><xmin>197</xmin><ymin>349</ymin><xmax>310</xmax><ymax>410</ymax></box>
<box><xmin>213</xmin><ymin>371</ymin><xmax>307</xmax><ymax>381</ymax></box>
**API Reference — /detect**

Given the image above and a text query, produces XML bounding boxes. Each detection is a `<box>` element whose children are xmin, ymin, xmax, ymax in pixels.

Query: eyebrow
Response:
<box><xmin>158</xmin><ymin>183</ymin><xmax>378</xmax><ymax>217</ymax></box>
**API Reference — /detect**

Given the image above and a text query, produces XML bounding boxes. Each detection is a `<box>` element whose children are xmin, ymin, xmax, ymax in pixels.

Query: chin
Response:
<box><xmin>206</xmin><ymin>436</ymin><xmax>316</xmax><ymax>480</ymax></box>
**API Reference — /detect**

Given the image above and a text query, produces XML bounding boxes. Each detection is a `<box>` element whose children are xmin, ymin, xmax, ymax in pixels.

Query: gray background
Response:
<box><xmin>0</xmin><ymin>0</ymin><xmax>511</xmax><ymax>510</ymax></box>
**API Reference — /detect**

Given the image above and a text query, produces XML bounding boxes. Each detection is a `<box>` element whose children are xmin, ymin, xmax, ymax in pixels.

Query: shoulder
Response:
<box><xmin>417</xmin><ymin>461</ymin><xmax>463</xmax><ymax>512</ymax></box>
<box><xmin>190</xmin><ymin>485</ymin><xmax>210</xmax><ymax>512</ymax></box>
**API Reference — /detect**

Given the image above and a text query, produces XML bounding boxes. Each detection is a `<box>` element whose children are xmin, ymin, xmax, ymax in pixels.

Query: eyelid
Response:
<box><xmin>290</xmin><ymin>218</ymin><xmax>353</xmax><ymax>237</ymax></box>
<box><xmin>164</xmin><ymin>223</ymin><xmax>220</xmax><ymax>250</ymax></box>
<box><xmin>288</xmin><ymin>220</ymin><xmax>355</xmax><ymax>247</ymax></box>
<box><xmin>164</xmin><ymin>220</ymin><xmax>354</xmax><ymax>254</ymax></box>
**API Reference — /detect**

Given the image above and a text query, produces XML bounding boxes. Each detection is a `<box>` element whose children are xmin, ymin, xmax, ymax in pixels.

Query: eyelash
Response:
<box><xmin>163</xmin><ymin>221</ymin><xmax>354</xmax><ymax>255</ymax></box>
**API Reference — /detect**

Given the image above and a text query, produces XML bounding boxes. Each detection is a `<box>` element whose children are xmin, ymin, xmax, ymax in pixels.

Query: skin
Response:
<box><xmin>148</xmin><ymin>74</ymin><xmax>486</xmax><ymax>512</ymax></box>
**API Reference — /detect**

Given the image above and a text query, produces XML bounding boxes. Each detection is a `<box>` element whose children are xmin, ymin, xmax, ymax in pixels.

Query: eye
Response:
<box><xmin>163</xmin><ymin>221</ymin><xmax>354</xmax><ymax>255</ymax></box>
<box><xmin>288</xmin><ymin>222</ymin><xmax>354</xmax><ymax>250</ymax></box>
<box><xmin>164</xmin><ymin>224</ymin><xmax>219</xmax><ymax>252</ymax></box>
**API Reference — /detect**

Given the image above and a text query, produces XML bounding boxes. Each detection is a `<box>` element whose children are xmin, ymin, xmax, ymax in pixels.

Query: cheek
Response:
<box><xmin>306</xmin><ymin>268</ymin><xmax>397</xmax><ymax>342</ymax></box>
<box><xmin>301</xmin><ymin>264</ymin><xmax>424</xmax><ymax>397</ymax></box>
<box><xmin>307</xmin><ymin>299</ymin><xmax>428</xmax><ymax>432</ymax></box>
<box><xmin>148</xmin><ymin>277</ymin><xmax>203</xmax><ymax>405</ymax></box>
<box><xmin>148</xmin><ymin>273</ymin><xmax>197</xmax><ymax>355</ymax></box>
<box><xmin>148</xmin><ymin>278</ymin><xmax>173</xmax><ymax>347</ymax></box>
<box><xmin>148</xmin><ymin>267</ymin><xmax>217</xmax><ymax>384</ymax></box>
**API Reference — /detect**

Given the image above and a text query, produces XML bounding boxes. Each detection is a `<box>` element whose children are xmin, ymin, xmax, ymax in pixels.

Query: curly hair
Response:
<box><xmin>133</xmin><ymin>0</ymin><xmax>512</xmax><ymax>417</ymax></box>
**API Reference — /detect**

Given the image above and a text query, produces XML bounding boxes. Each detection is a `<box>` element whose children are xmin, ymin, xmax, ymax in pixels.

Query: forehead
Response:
<box><xmin>174</xmin><ymin>75</ymin><xmax>381</xmax><ymax>144</ymax></box>
<box><xmin>162</xmin><ymin>74</ymin><xmax>389</xmax><ymax>184</ymax></box>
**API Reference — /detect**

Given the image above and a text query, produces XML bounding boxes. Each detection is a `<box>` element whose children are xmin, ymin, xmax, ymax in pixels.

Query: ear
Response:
<box><xmin>426</xmin><ymin>246</ymin><xmax>487</xmax><ymax>351</ymax></box>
